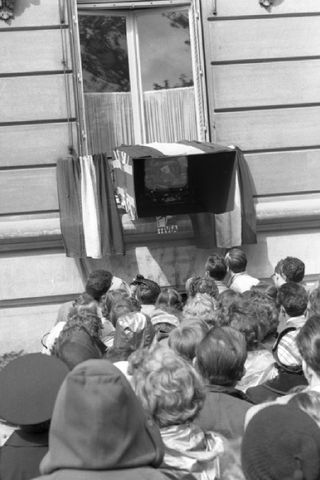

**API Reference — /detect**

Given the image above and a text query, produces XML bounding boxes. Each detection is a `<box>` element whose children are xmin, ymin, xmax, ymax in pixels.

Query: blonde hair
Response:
<box><xmin>182</xmin><ymin>293</ymin><xmax>217</xmax><ymax>327</ymax></box>
<box><xmin>132</xmin><ymin>345</ymin><xmax>205</xmax><ymax>428</ymax></box>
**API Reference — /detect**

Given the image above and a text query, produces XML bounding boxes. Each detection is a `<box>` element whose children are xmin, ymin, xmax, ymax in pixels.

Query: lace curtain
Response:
<box><xmin>84</xmin><ymin>86</ymin><xmax>197</xmax><ymax>156</ymax></box>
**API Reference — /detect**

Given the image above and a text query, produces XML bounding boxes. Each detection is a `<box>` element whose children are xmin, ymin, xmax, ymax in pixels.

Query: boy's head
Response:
<box><xmin>85</xmin><ymin>270</ymin><xmax>113</xmax><ymax>301</ymax></box>
<box><xmin>277</xmin><ymin>282</ymin><xmax>308</xmax><ymax>317</ymax></box>
<box><xmin>205</xmin><ymin>254</ymin><xmax>227</xmax><ymax>281</ymax></box>
<box><xmin>133</xmin><ymin>277</ymin><xmax>161</xmax><ymax>305</ymax></box>
<box><xmin>182</xmin><ymin>293</ymin><xmax>217</xmax><ymax>327</ymax></box>
<box><xmin>225</xmin><ymin>247</ymin><xmax>247</xmax><ymax>274</ymax></box>
<box><xmin>273</xmin><ymin>257</ymin><xmax>305</xmax><ymax>287</ymax></box>
<box><xmin>297</xmin><ymin>315</ymin><xmax>320</xmax><ymax>379</ymax></box>
<box><xmin>195</xmin><ymin>326</ymin><xmax>247</xmax><ymax>387</ymax></box>
<box><xmin>187</xmin><ymin>276</ymin><xmax>219</xmax><ymax>300</ymax></box>
<box><xmin>132</xmin><ymin>346</ymin><xmax>205</xmax><ymax>428</ymax></box>
<box><xmin>168</xmin><ymin>320</ymin><xmax>209</xmax><ymax>362</ymax></box>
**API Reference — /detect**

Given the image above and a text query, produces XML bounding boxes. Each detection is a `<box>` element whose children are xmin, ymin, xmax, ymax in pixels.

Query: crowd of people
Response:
<box><xmin>1</xmin><ymin>247</ymin><xmax>320</xmax><ymax>479</ymax></box>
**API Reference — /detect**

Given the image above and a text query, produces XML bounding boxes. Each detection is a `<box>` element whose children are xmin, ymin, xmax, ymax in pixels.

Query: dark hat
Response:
<box><xmin>242</xmin><ymin>403</ymin><xmax>320</xmax><ymax>480</ymax></box>
<box><xmin>0</xmin><ymin>353</ymin><xmax>68</xmax><ymax>426</ymax></box>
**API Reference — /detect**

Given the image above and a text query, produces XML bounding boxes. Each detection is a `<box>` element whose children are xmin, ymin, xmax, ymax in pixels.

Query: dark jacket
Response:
<box><xmin>246</xmin><ymin>369</ymin><xmax>308</xmax><ymax>404</ymax></box>
<box><xmin>194</xmin><ymin>384</ymin><xmax>252</xmax><ymax>439</ymax></box>
<box><xmin>0</xmin><ymin>430</ymin><xmax>48</xmax><ymax>480</ymax></box>
<box><xmin>32</xmin><ymin>359</ymin><xmax>169</xmax><ymax>480</ymax></box>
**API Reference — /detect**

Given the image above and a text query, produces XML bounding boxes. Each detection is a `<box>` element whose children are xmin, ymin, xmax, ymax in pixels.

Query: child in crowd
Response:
<box><xmin>151</xmin><ymin>288</ymin><xmax>182</xmax><ymax>341</ymax></box>
<box><xmin>224</xmin><ymin>247</ymin><xmax>259</xmax><ymax>293</ymax></box>
<box><xmin>194</xmin><ymin>327</ymin><xmax>252</xmax><ymax>439</ymax></box>
<box><xmin>183</xmin><ymin>293</ymin><xmax>217</xmax><ymax>327</ymax></box>
<box><xmin>168</xmin><ymin>320</ymin><xmax>209</xmax><ymax>363</ymax></box>
<box><xmin>205</xmin><ymin>254</ymin><xmax>229</xmax><ymax>295</ymax></box>
<box><xmin>131</xmin><ymin>275</ymin><xmax>161</xmax><ymax>317</ymax></box>
<box><xmin>186</xmin><ymin>276</ymin><xmax>219</xmax><ymax>301</ymax></box>
<box><xmin>276</xmin><ymin>281</ymin><xmax>308</xmax><ymax>333</ymax></box>
<box><xmin>131</xmin><ymin>346</ymin><xmax>224</xmax><ymax>479</ymax></box>
<box><xmin>272</xmin><ymin>256</ymin><xmax>305</xmax><ymax>288</ymax></box>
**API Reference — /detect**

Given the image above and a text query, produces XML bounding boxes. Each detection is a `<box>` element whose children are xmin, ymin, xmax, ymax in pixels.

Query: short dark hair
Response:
<box><xmin>277</xmin><ymin>282</ymin><xmax>308</xmax><ymax>317</ymax></box>
<box><xmin>282</xmin><ymin>257</ymin><xmax>305</xmax><ymax>283</ymax></box>
<box><xmin>196</xmin><ymin>326</ymin><xmax>247</xmax><ymax>386</ymax></box>
<box><xmin>205</xmin><ymin>254</ymin><xmax>227</xmax><ymax>281</ymax></box>
<box><xmin>135</xmin><ymin>278</ymin><xmax>161</xmax><ymax>304</ymax></box>
<box><xmin>85</xmin><ymin>270</ymin><xmax>112</xmax><ymax>301</ymax></box>
<box><xmin>225</xmin><ymin>247</ymin><xmax>247</xmax><ymax>273</ymax></box>
<box><xmin>156</xmin><ymin>288</ymin><xmax>183</xmax><ymax>312</ymax></box>
<box><xmin>297</xmin><ymin>315</ymin><xmax>320</xmax><ymax>376</ymax></box>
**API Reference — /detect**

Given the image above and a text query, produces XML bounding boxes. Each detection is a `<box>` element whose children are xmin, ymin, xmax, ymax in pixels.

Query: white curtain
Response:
<box><xmin>84</xmin><ymin>86</ymin><xmax>197</xmax><ymax>155</ymax></box>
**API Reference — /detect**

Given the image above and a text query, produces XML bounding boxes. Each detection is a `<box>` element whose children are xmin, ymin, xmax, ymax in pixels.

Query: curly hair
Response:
<box><xmin>182</xmin><ymin>293</ymin><xmax>217</xmax><ymax>327</ymax></box>
<box><xmin>242</xmin><ymin>289</ymin><xmax>279</xmax><ymax>340</ymax></box>
<box><xmin>131</xmin><ymin>346</ymin><xmax>205</xmax><ymax>428</ymax></box>
<box><xmin>64</xmin><ymin>310</ymin><xmax>103</xmax><ymax>339</ymax></box>
<box><xmin>186</xmin><ymin>276</ymin><xmax>219</xmax><ymax>300</ymax></box>
<box><xmin>100</xmin><ymin>289</ymin><xmax>132</xmax><ymax>320</ymax></box>
<box><xmin>212</xmin><ymin>290</ymin><xmax>242</xmax><ymax>328</ymax></box>
<box><xmin>282</xmin><ymin>257</ymin><xmax>305</xmax><ymax>283</ymax></box>
<box><xmin>156</xmin><ymin>288</ymin><xmax>183</xmax><ymax>313</ymax></box>
<box><xmin>228</xmin><ymin>299</ymin><xmax>261</xmax><ymax>351</ymax></box>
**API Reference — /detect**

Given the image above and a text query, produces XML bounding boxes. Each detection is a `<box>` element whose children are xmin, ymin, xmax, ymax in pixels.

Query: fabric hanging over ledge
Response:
<box><xmin>57</xmin><ymin>153</ymin><xmax>125</xmax><ymax>258</ymax></box>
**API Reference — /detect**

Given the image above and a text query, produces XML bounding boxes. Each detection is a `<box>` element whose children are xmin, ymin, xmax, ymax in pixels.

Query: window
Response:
<box><xmin>75</xmin><ymin>0</ymin><xmax>208</xmax><ymax>157</ymax></box>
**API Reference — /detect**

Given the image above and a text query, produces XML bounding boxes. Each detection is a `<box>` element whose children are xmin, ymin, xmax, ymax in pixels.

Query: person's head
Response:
<box><xmin>242</xmin><ymin>289</ymin><xmax>279</xmax><ymax>340</ymax></box>
<box><xmin>241</xmin><ymin>403</ymin><xmax>320</xmax><ymax>480</ymax></box>
<box><xmin>168</xmin><ymin>320</ymin><xmax>209</xmax><ymax>362</ymax></box>
<box><xmin>65</xmin><ymin>309</ymin><xmax>103</xmax><ymax>340</ymax></box>
<box><xmin>109</xmin><ymin>297</ymin><xmax>141</xmax><ymax>327</ymax></box>
<box><xmin>307</xmin><ymin>287</ymin><xmax>320</xmax><ymax>319</ymax></box>
<box><xmin>226</xmin><ymin>297</ymin><xmax>261</xmax><ymax>351</ymax></box>
<box><xmin>0</xmin><ymin>353</ymin><xmax>68</xmax><ymax>429</ymax></box>
<box><xmin>131</xmin><ymin>346</ymin><xmax>205</xmax><ymax>428</ymax></box>
<box><xmin>277</xmin><ymin>282</ymin><xmax>308</xmax><ymax>317</ymax></box>
<box><xmin>187</xmin><ymin>276</ymin><xmax>219</xmax><ymax>300</ymax></box>
<box><xmin>273</xmin><ymin>257</ymin><xmax>305</xmax><ymax>287</ymax></box>
<box><xmin>106</xmin><ymin>312</ymin><xmax>155</xmax><ymax>362</ymax></box>
<box><xmin>205</xmin><ymin>254</ymin><xmax>228</xmax><ymax>281</ymax></box>
<box><xmin>100</xmin><ymin>288</ymin><xmax>132</xmax><ymax>320</ymax></box>
<box><xmin>85</xmin><ymin>270</ymin><xmax>113</xmax><ymax>301</ymax></box>
<box><xmin>155</xmin><ymin>288</ymin><xmax>183</xmax><ymax>313</ymax></box>
<box><xmin>182</xmin><ymin>293</ymin><xmax>217</xmax><ymax>327</ymax></box>
<box><xmin>51</xmin><ymin>325</ymin><xmax>105</xmax><ymax>370</ymax></box>
<box><xmin>195</xmin><ymin>327</ymin><xmax>247</xmax><ymax>387</ymax></box>
<box><xmin>225</xmin><ymin>247</ymin><xmax>247</xmax><ymax>274</ymax></box>
<box><xmin>39</xmin><ymin>360</ymin><xmax>164</xmax><ymax>475</ymax></box>
<box><xmin>133</xmin><ymin>276</ymin><xmax>161</xmax><ymax>305</ymax></box>
<box><xmin>296</xmin><ymin>315</ymin><xmax>320</xmax><ymax>381</ymax></box>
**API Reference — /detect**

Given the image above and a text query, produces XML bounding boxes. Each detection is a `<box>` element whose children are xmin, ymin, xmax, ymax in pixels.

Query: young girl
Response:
<box><xmin>130</xmin><ymin>345</ymin><xmax>224</xmax><ymax>479</ymax></box>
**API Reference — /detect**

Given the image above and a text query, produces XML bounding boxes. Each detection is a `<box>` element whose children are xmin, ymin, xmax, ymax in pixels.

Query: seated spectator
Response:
<box><xmin>150</xmin><ymin>288</ymin><xmax>183</xmax><ymax>341</ymax></box>
<box><xmin>241</xmin><ymin>403</ymin><xmax>320</xmax><ymax>480</ymax></box>
<box><xmin>105</xmin><ymin>311</ymin><xmax>155</xmax><ymax>365</ymax></box>
<box><xmin>212</xmin><ymin>290</ymin><xmax>242</xmax><ymax>327</ymax></box>
<box><xmin>276</xmin><ymin>281</ymin><xmax>308</xmax><ymax>333</ymax></box>
<box><xmin>307</xmin><ymin>286</ymin><xmax>320</xmax><ymax>319</ymax></box>
<box><xmin>224</xmin><ymin>247</ymin><xmax>259</xmax><ymax>293</ymax></box>
<box><xmin>205</xmin><ymin>254</ymin><xmax>229</xmax><ymax>294</ymax></box>
<box><xmin>168</xmin><ymin>320</ymin><xmax>209</xmax><ymax>362</ymax></box>
<box><xmin>51</xmin><ymin>324</ymin><xmax>105</xmax><ymax>370</ymax></box>
<box><xmin>272</xmin><ymin>256</ymin><xmax>305</xmax><ymax>288</ymax></box>
<box><xmin>55</xmin><ymin>269</ymin><xmax>113</xmax><ymax>325</ymax></box>
<box><xmin>131</xmin><ymin>346</ymin><xmax>224</xmax><ymax>480</ymax></box>
<box><xmin>33</xmin><ymin>360</ymin><xmax>168</xmax><ymax>480</ymax></box>
<box><xmin>182</xmin><ymin>293</ymin><xmax>217</xmax><ymax>327</ymax></box>
<box><xmin>0</xmin><ymin>354</ymin><xmax>68</xmax><ymax>480</ymax></box>
<box><xmin>246</xmin><ymin>325</ymin><xmax>308</xmax><ymax>404</ymax></box>
<box><xmin>228</xmin><ymin>297</ymin><xmax>275</xmax><ymax>391</ymax></box>
<box><xmin>186</xmin><ymin>276</ymin><xmax>219</xmax><ymax>301</ymax></box>
<box><xmin>131</xmin><ymin>275</ymin><xmax>161</xmax><ymax>317</ymax></box>
<box><xmin>194</xmin><ymin>327</ymin><xmax>252</xmax><ymax>439</ymax></box>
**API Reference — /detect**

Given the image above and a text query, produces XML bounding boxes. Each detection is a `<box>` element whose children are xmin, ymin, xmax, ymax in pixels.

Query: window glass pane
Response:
<box><xmin>79</xmin><ymin>15</ymin><xmax>134</xmax><ymax>155</ymax></box>
<box><xmin>137</xmin><ymin>9</ymin><xmax>197</xmax><ymax>143</ymax></box>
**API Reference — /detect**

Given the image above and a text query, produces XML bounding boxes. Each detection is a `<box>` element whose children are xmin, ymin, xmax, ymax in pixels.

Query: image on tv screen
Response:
<box><xmin>144</xmin><ymin>156</ymin><xmax>188</xmax><ymax>191</ymax></box>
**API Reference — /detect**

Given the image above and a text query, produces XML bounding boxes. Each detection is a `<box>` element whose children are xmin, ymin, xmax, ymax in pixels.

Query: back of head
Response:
<box><xmin>168</xmin><ymin>321</ymin><xmax>209</xmax><ymax>362</ymax></box>
<box><xmin>225</xmin><ymin>247</ymin><xmax>247</xmax><ymax>274</ymax></box>
<box><xmin>182</xmin><ymin>293</ymin><xmax>217</xmax><ymax>327</ymax></box>
<box><xmin>109</xmin><ymin>297</ymin><xmax>141</xmax><ymax>327</ymax></box>
<box><xmin>40</xmin><ymin>360</ymin><xmax>164</xmax><ymax>474</ymax></box>
<box><xmin>282</xmin><ymin>256</ymin><xmax>305</xmax><ymax>283</ymax></box>
<box><xmin>65</xmin><ymin>309</ymin><xmax>103</xmax><ymax>340</ymax></box>
<box><xmin>132</xmin><ymin>346</ymin><xmax>205</xmax><ymax>428</ymax></box>
<box><xmin>187</xmin><ymin>276</ymin><xmax>219</xmax><ymax>300</ymax></box>
<box><xmin>85</xmin><ymin>269</ymin><xmax>113</xmax><ymax>301</ymax></box>
<box><xmin>228</xmin><ymin>298</ymin><xmax>261</xmax><ymax>350</ymax></box>
<box><xmin>242</xmin><ymin>403</ymin><xmax>320</xmax><ymax>480</ymax></box>
<box><xmin>277</xmin><ymin>282</ymin><xmax>308</xmax><ymax>317</ymax></box>
<box><xmin>205</xmin><ymin>254</ymin><xmax>227</xmax><ymax>281</ymax></box>
<box><xmin>297</xmin><ymin>315</ymin><xmax>320</xmax><ymax>377</ymax></box>
<box><xmin>111</xmin><ymin>311</ymin><xmax>155</xmax><ymax>355</ymax></box>
<box><xmin>308</xmin><ymin>287</ymin><xmax>320</xmax><ymax>318</ymax></box>
<box><xmin>242</xmin><ymin>289</ymin><xmax>279</xmax><ymax>340</ymax></box>
<box><xmin>155</xmin><ymin>288</ymin><xmax>183</xmax><ymax>312</ymax></box>
<box><xmin>134</xmin><ymin>276</ymin><xmax>161</xmax><ymax>305</ymax></box>
<box><xmin>101</xmin><ymin>288</ymin><xmax>131</xmax><ymax>320</ymax></box>
<box><xmin>196</xmin><ymin>326</ymin><xmax>247</xmax><ymax>387</ymax></box>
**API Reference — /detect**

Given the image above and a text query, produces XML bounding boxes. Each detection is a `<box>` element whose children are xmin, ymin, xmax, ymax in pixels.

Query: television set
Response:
<box><xmin>113</xmin><ymin>145</ymin><xmax>237</xmax><ymax>219</ymax></box>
